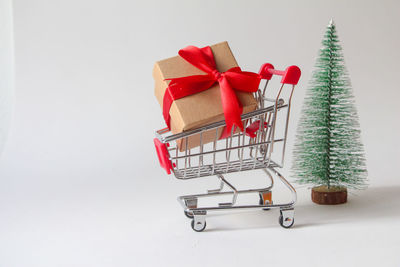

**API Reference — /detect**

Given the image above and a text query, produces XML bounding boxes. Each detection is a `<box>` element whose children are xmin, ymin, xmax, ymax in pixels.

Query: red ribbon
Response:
<box><xmin>163</xmin><ymin>45</ymin><xmax>261</xmax><ymax>137</ymax></box>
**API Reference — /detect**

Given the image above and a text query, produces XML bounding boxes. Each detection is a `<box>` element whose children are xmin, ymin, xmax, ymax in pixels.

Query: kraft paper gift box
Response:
<box><xmin>153</xmin><ymin>41</ymin><xmax>258</xmax><ymax>151</ymax></box>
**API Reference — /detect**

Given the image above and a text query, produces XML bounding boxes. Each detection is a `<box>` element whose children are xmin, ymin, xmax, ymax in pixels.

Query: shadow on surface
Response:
<box><xmin>295</xmin><ymin>185</ymin><xmax>400</xmax><ymax>227</ymax></box>
<box><xmin>205</xmin><ymin>186</ymin><xmax>400</xmax><ymax>232</ymax></box>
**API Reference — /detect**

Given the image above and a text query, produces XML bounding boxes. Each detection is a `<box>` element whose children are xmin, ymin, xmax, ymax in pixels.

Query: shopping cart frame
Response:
<box><xmin>154</xmin><ymin>63</ymin><xmax>301</xmax><ymax>231</ymax></box>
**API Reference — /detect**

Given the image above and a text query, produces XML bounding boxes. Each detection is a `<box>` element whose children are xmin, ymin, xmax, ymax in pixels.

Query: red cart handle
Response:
<box><xmin>258</xmin><ymin>63</ymin><xmax>301</xmax><ymax>85</ymax></box>
<box><xmin>154</xmin><ymin>138</ymin><xmax>173</xmax><ymax>175</ymax></box>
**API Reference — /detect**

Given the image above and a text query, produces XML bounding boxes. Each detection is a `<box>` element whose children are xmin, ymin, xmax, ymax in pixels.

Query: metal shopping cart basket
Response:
<box><xmin>154</xmin><ymin>63</ymin><xmax>301</xmax><ymax>232</ymax></box>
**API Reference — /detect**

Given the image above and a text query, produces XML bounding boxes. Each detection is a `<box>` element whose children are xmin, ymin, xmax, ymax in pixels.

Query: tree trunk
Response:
<box><xmin>311</xmin><ymin>185</ymin><xmax>347</xmax><ymax>205</ymax></box>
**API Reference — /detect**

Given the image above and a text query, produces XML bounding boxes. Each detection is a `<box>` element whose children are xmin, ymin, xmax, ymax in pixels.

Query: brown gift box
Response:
<box><xmin>153</xmin><ymin>41</ymin><xmax>258</xmax><ymax>151</ymax></box>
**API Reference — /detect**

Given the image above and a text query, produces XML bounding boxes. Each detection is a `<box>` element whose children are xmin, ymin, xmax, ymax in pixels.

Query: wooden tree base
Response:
<box><xmin>311</xmin><ymin>186</ymin><xmax>347</xmax><ymax>205</ymax></box>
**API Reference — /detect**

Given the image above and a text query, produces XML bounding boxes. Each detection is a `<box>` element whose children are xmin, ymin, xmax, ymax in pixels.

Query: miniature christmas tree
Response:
<box><xmin>292</xmin><ymin>20</ymin><xmax>367</xmax><ymax>204</ymax></box>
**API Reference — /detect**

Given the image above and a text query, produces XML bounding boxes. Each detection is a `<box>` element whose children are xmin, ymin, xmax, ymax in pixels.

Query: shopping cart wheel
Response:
<box><xmin>279</xmin><ymin>209</ymin><xmax>295</xmax><ymax>228</ymax></box>
<box><xmin>184</xmin><ymin>211</ymin><xmax>194</xmax><ymax>219</ymax></box>
<box><xmin>191</xmin><ymin>210</ymin><xmax>207</xmax><ymax>232</ymax></box>
<box><xmin>191</xmin><ymin>219</ymin><xmax>206</xmax><ymax>232</ymax></box>
<box><xmin>279</xmin><ymin>216</ymin><xmax>294</xmax><ymax>228</ymax></box>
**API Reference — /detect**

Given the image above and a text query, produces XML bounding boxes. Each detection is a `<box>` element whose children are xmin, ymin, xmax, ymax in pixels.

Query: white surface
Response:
<box><xmin>1</xmin><ymin>0</ymin><xmax>400</xmax><ymax>266</ymax></box>
<box><xmin>0</xmin><ymin>0</ymin><xmax>14</xmax><ymax>158</ymax></box>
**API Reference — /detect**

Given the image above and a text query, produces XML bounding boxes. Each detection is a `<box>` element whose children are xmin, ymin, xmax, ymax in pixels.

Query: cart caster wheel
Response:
<box><xmin>191</xmin><ymin>219</ymin><xmax>206</xmax><ymax>232</ymax></box>
<box><xmin>184</xmin><ymin>211</ymin><xmax>194</xmax><ymax>219</ymax></box>
<box><xmin>279</xmin><ymin>215</ymin><xmax>294</xmax><ymax>228</ymax></box>
<box><xmin>259</xmin><ymin>195</ymin><xmax>271</xmax><ymax>210</ymax></box>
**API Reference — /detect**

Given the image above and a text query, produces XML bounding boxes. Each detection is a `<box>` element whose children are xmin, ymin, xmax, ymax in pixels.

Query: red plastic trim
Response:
<box><xmin>154</xmin><ymin>138</ymin><xmax>172</xmax><ymax>175</ymax></box>
<box><xmin>258</xmin><ymin>63</ymin><xmax>274</xmax><ymax>80</ymax></box>
<box><xmin>281</xmin><ymin>65</ymin><xmax>301</xmax><ymax>85</ymax></box>
<box><xmin>259</xmin><ymin>63</ymin><xmax>301</xmax><ymax>85</ymax></box>
<box><xmin>245</xmin><ymin>121</ymin><xmax>268</xmax><ymax>138</ymax></box>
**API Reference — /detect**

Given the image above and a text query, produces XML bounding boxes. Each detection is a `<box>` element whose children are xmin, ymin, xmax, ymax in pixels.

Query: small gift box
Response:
<box><xmin>153</xmin><ymin>41</ymin><xmax>260</xmax><ymax>151</ymax></box>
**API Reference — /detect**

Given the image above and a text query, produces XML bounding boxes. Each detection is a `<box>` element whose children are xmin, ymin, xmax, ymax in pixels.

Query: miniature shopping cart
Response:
<box><xmin>154</xmin><ymin>63</ymin><xmax>301</xmax><ymax>232</ymax></box>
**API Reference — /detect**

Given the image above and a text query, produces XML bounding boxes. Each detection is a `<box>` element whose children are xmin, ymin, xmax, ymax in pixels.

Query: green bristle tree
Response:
<box><xmin>292</xmin><ymin>20</ymin><xmax>367</xmax><ymax>203</ymax></box>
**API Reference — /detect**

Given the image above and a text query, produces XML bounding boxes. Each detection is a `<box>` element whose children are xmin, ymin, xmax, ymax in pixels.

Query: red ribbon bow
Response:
<box><xmin>163</xmin><ymin>45</ymin><xmax>261</xmax><ymax>136</ymax></box>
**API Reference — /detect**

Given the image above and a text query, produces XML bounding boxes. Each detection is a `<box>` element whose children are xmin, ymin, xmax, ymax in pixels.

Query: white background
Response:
<box><xmin>1</xmin><ymin>0</ymin><xmax>400</xmax><ymax>266</ymax></box>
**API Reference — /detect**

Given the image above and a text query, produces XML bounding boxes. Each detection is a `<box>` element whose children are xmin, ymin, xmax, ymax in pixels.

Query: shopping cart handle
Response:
<box><xmin>154</xmin><ymin>138</ymin><xmax>173</xmax><ymax>175</ymax></box>
<box><xmin>259</xmin><ymin>63</ymin><xmax>301</xmax><ymax>85</ymax></box>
